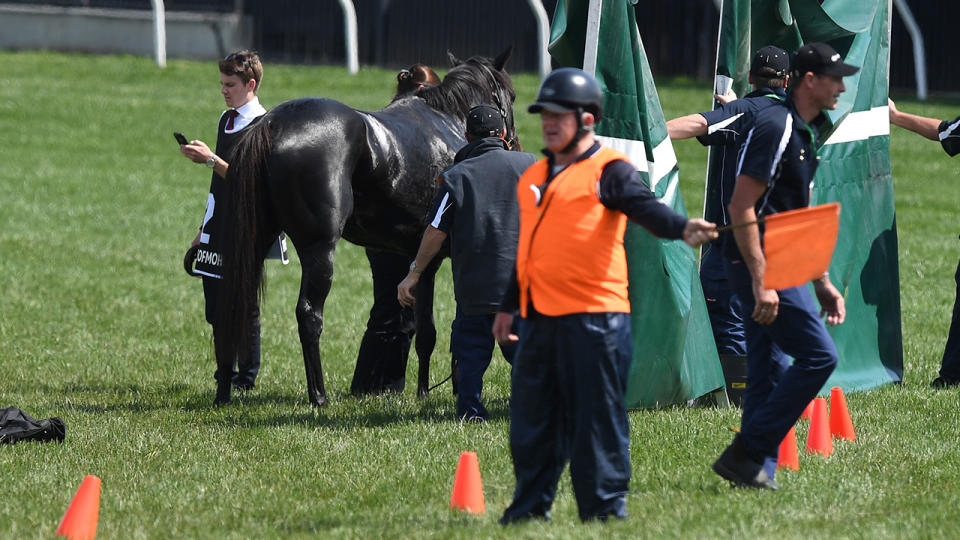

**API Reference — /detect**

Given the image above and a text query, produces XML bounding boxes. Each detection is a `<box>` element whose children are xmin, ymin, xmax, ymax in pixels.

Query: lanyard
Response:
<box><xmin>798</xmin><ymin>119</ymin><xmax>818</xmax><ymax>161</ymax></box>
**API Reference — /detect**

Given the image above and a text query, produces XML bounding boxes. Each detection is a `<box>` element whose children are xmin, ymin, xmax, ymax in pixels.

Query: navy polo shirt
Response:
<box><xmin>939</xmin><ymin>115</ymin><xmax>960</xmax><ymax>157</ymax></box>
<box><xmin>697</xmin><ymin>87</ymin><xmax>786</xmax><ymax>227</ymax></box>
<box><xmin>725</xmin><ymin>95</ymin><xmax>821</xmax><ymax>262</ymax></box>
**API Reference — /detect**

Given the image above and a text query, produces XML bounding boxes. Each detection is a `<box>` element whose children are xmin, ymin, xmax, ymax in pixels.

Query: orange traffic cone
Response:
<box><xmin>777</xmin><ymin>425</ymin><xmax>799</xmax><ymax>471</ymax></box>
<box><xmin>829</xmin><ymin>386</ymin><xmax>857</xmax><ymax>441</ymax></box>
<box><xmin>450</xmin><ymin>452</ymin><xmax>485</xmax><ymax>514</ymax></box>
<box><xmin>800</xmin><ymin>400</ymin><xmax>814</xmax><ymax>420</ymax></box>
<box><xmin>56</xmin><ymin>475</ymin><xmax>101</xmax><ymax>540</ymax></box>
<box><xmin>805</xmin><ymin>397</ymin><xmax>833</xmax><ymax>456</ymax></box>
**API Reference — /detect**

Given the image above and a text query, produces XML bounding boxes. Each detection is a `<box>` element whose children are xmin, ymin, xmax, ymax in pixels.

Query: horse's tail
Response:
<box><xmin>215</xmin><ymin>119</ymin><xmax>272</xmax><ymax>394</ymax></box>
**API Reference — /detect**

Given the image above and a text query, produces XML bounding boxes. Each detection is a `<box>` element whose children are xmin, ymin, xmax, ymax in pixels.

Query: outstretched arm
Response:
<box><xmin>888</xmin><ymin>98</ymin><xmax>940</xmax><ymax>141</ymax></box>
<box><xmin>666</xmin><ymin>113</ymin><xmax>709</xmax><ymax>140</ymax></box>
<box><xmin>598</xmin><ymin>160</ymin><xmax>717</xmax><ymax>245</ymax></box>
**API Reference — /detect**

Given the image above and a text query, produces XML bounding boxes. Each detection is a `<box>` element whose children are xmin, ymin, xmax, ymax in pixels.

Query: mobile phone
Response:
<box><xmin>174</xmin><ymin>132</ymin><xmax>189</xmax><ymax>145</ymax></box>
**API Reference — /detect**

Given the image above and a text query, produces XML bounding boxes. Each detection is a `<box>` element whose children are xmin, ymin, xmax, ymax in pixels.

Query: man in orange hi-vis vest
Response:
<box><xmin>493</xmin><ymin>68</ymin><xmax>717</xmax><ymax>524</ymax></box>
<box><xmin>713</xmin><ymin>43</ymin><xmax>856</xmax><ymax>490</ymax></box>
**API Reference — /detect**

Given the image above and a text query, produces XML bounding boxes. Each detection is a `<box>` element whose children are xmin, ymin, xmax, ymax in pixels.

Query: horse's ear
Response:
<box><xmin>493</xmin><ymin>46</ymin><xmax>514</xmax><ymax>71</ymax></box>
<box><xmin>447</xmin><ymin>50</ymin><xmax>462</xmax><ymax>67</ymax></box>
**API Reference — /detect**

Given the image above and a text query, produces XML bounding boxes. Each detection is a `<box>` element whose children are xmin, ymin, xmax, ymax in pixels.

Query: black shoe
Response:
<box><xmin>499</xmin><ymin>512</ymin><xmax>549</xmax><ymax>525</ymax></box>
<box><xmin>931</xmin><ymin>376</ymin><xmax>960</xmax><ymax>389</ymax></box>
<box><xmin>232</xmin><ymin>382</ymin><xmax>256</xmax><ymax>392</ymax></box>
<box><xmin>713</xmin><ymin>438</ymin><xmax>780</xmax><ymax>490</ymax></box>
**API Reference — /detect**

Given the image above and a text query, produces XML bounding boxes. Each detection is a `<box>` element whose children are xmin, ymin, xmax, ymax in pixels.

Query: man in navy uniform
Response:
<box><xmin>712</xmin><ymin>42</ymin><xmax>855</xmax><ymax>489</ymax></box>
<box><xmin>667</xmin><ymin>46</ymin><xmax>793</xmax><ymax>407</ymax></box>
<box><xmin>889</xmin><ymin>99</ymin><xmax>960</xmax><ymax>388</ymax></box>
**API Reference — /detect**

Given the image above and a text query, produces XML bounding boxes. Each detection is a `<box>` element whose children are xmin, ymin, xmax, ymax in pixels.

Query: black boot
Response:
<box><xmin>712</xmin><ymin>435</ymin><xmax>779</xmax><ymax>490</ymax></box>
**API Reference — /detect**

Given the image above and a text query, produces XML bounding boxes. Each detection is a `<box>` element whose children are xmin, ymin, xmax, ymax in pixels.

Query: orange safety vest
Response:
<box><xmin>515</xmin><ymin>146</ymin><xmax>631</xmax><ymax>317</ymax></box>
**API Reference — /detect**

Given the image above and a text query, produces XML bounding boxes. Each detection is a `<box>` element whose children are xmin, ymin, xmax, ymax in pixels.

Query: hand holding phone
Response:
<box><xmin>174</xmin><ymin>132</ymin><xmax>189</xmax><ymax>145</ymax></box>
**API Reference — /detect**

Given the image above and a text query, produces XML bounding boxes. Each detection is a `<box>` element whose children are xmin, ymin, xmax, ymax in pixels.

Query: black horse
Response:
<box><xmin>214</xmin><ymin>49</ymin><xmax>518</xmax><ymax>406</ymax></box>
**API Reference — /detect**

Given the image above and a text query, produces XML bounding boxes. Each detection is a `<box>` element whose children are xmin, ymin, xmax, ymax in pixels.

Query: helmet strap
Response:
<box><xmin>560</xmin><ymin>107</ymin><xmax>590</xmax><ymax>155</ymax></box>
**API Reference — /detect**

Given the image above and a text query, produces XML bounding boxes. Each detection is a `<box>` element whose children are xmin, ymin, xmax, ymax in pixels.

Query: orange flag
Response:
<box><xmin>762</xmin><ymin>203</ymin><xmax>841</xmax><ymax>290</ymax></box>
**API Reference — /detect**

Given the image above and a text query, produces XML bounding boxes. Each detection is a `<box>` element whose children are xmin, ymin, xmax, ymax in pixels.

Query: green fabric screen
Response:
<box><xmin>548</xmin><ymin>0</ymin><xmax>727</xmax><ymax>408</ymax></box>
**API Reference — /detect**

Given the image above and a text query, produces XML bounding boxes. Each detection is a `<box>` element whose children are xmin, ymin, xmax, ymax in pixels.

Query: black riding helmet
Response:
<box><xmin>529</xmin><ymin>67</ymin><xmax>603</xmax><ymax>120</ymax></box>
<box><xmin>528</xmin><ymin>68</ymin><xmax>603</xmax><ymax>153</ymax></box>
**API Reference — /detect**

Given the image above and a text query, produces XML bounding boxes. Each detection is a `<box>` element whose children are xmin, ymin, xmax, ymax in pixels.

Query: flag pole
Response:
<box><xmin>582</xmin><ymin>0</ymin><xmax>603</xmax><ymax>74</ymax></box>
<box><xmin>716</xmin><ymin>219</ymin><xmax>763</xmax><ymax>233</ymax></box>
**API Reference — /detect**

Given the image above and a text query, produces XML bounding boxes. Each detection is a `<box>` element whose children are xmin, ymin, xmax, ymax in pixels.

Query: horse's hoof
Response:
<box><xmin>214</xmin><ymin>385</ymin><xmax>232</xmax><ymax>406</ymax></box>
<box><xmin>417</xmin><ymin>388</ymin><xmax>429</xmax><ymax>399</ymax></box>
<box><xmin>310</xmin><ymin>395</ymin><xmax>329</xmax><ymax>407</ymax></box>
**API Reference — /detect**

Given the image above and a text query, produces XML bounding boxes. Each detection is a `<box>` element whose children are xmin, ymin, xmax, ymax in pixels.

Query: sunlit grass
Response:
<box><xmin>2</xmin><ymin>51</ymin><xmax>960</xmax><ymax>538</ymax></box>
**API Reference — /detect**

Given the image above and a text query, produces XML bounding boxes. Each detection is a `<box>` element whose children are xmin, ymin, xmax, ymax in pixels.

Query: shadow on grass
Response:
<box><xmin>35</xmin><ymin>376</ymin><xmax>515</xmax><ymax>432</ymax></box>
<box><xmin>42</xmin><ymin>381</ymin><xmax>193</xmax><ymax>414</ymax></box>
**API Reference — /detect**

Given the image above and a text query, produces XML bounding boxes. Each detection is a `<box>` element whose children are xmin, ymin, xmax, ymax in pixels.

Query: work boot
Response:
<box><xmin>712</xmin><ymin>436</ymin><xmax>779</xmax><ymax>490</ymax></box>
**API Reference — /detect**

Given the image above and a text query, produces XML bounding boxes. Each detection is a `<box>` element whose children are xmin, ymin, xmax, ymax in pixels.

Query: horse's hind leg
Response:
<box><xmin>296</xmin><ymin>240</ymin><xmax>338</xmax><ymax>407</ymax></box>
<box><xmin>413</xmin><ymin>258</ymin><xmax>443</xmax><ymax>398</ymax></box>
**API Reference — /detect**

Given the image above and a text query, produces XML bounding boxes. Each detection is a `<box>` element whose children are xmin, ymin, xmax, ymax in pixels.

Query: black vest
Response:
<box><xmin>194</xmin><ymin>113</ymin><xmax>260</xmax><ymax>278</ymax></box>
<box><xmin>441</xmin><ymin>138</ymin><xmax>536</xmax><ymax>315</ymax></box>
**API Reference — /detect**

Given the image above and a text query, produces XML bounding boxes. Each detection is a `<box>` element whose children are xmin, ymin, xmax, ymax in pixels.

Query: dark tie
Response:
<box><xmin>225</xmin><ymin>109</ymin><xmax>239</xmax><ymax>131</ymax></box>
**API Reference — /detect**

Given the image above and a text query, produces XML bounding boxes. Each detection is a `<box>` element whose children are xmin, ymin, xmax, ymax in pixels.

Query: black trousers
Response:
<box><xmin>939</xmin><ymin>256</ymin><xmax>960</xmax><ymax>381</ymax></box>
<box><xmin>203</xmin><ymin>275</ymin><xmax>260</xmax><ymax>387</ymax></box>
<box><xmin>351</xmin><ymin>248</ymin><xmax>416</xmax><ymax>394</ymax></box>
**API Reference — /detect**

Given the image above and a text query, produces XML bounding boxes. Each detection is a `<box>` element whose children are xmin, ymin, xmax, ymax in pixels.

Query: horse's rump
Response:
<box><xmin>345</xmin><ymin>98</ymin><xmax>466</xmax><ymax>253</ymax></box>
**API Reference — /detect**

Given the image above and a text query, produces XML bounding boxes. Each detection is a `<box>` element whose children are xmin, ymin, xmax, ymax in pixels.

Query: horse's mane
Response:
<box><xmin>415</xmin><ymin>55</ymin><xmax>515</xmax><ymax>121</ymax></box>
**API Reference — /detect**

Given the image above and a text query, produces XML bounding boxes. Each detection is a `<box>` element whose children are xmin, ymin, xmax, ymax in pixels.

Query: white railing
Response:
<box><xmin>151</xmin><ymin>0</ymin><xmax>165</xmax><ymax>68</ymax></box>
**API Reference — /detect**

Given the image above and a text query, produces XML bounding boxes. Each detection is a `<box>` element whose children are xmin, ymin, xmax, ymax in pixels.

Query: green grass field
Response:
<box><xmin>2</xmin><ymin>50</ymin><xmax>960</xmax><ymax>538</ymax></box>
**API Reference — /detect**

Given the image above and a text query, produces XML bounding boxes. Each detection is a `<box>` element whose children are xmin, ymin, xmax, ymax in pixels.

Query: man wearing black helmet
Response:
<box><xmin>494</xmin><ymin>68</ymin><xmax>717</xmax><ymax>522</ymax></box>
<box><xmin>397</xmin><ymin>104</ymin><xmax>536</xmax><ymax>421</ymax></box>
<box><xmin>712</xmin><ymin>42</ymin><xmax>855</xmax><ymax>490</ymax></box>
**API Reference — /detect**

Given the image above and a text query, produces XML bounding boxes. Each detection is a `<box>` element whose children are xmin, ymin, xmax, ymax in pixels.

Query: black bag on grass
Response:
<box><xmin>0</xmin><ymin>407</ymin><xmax>65</xmax><ymax>444</ymax></box>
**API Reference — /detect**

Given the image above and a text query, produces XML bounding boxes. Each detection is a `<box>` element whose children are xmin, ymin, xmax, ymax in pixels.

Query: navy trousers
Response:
<box><xmin>502</xmin><ymin>311</ymin><xmax>631</xmax><ymax>522</ymax></box>
<box><xmin>704</xmin><ymin>252</ymin><xmax>791</xmax><ymax>378</ymax></box>
<box><xmin>450</xmin><ymin>306</ymin><xmax>516</xmax><ymax>420</ymax></box>
<box><xmin>203</xmin><ymin>275</ymin><xmax>260</xmax><ymax>388</ymax></box>
<box><xmin>938</xmin><ymin>255</ymin><xmax>960</xmax><ymax>381</ymax></box>
<box><xmin>729</xmin><ymin>271</ymin><xmax>838</xmax><ymax>463</ymax></box>
<box><xmin>701</xmin><ymin>247</ymin><xmax>747</xmax><ymax>356</ymax></box>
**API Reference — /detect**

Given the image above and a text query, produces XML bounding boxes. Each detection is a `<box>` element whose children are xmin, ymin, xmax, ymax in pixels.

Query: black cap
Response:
<box><xmin>466</xmin><ymin>104</ymin><xmax>504</xmax><ymax>137</ymax></box>
<box><xmin>792</xmin><ymin>42</ymin><xmax>860</xmax><ymax>77</ymax></box>
<box><xmin>750</xmin><ymin>45</ymin><xmax>789</xmax><ymax>79</ymax></box>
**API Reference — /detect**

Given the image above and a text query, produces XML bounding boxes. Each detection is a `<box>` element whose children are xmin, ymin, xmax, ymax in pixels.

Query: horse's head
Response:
<box><xmin>430</xmin><ymin>47</ymin><xmax>521</xmax><ymax>151</ymax></box>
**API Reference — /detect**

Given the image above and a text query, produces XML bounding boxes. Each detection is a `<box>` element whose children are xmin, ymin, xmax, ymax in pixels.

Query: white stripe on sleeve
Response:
<box><xmin>430</xmin><ymin>192</ymin><xmax>452</xmax><ymax>228</ymax></box>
